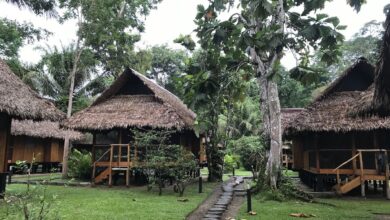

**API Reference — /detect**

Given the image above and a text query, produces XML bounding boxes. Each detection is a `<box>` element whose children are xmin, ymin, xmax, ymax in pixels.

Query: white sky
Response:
<box><xmin>0</xmin><ymin>0</ymin><xmax>388</xmax><ymax>68</ymax></box>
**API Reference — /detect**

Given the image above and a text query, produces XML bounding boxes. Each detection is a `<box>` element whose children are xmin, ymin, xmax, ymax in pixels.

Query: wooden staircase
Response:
<box><xmin>92</xmin><ymin>144</ymin><xmax>137</xmax><ymax>187</ymax></box>
<box><xmin>94</xmin><ymin>168</ymin><xmax>110</xmax><ymax>183</ymax></box>
<box><xmin>333</xmin><ymin>176</ymin><xmax>361</xmax><ymax>194</ymax></box>
<box><xmin>333</xmin><ymin>149</ymin><xmax>390</xmax><ymax>197</ymax></box>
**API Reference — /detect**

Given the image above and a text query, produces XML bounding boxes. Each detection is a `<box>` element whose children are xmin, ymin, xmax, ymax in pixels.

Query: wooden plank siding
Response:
<box><xmin>10</xmin><ymin>136</ymin><xmax>63</xmax><ymax>163</ymax></box>
<box><xmin>0</xmin><ymin>113</ymin><xmax>11</xmax><ymax>173</ymax></box>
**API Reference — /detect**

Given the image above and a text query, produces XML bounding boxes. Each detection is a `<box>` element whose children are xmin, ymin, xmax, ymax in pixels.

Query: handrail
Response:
<box><xmin>93</xmin><ymin>149</ymin><xmax>111</xmax><ymax>165</ymax></box>
<box><xmin>333</xmin><ymin>153</ymin><xmax>360</xmax><ymax>172</ymax></box>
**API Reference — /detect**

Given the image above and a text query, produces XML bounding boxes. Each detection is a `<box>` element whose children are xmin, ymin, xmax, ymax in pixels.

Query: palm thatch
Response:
<box><xmin>63</xmin><ymin>68</ymin><xmax>196</xmax><ymax>131</ymax></box>
<box><xmin>281</xmin><ymin>108</ymin><xmax>304</xmax><ymax>132</ymax></box>
<box><xmin>0</xmin><ymin>59</ymin><xmax>64</xmax><ymax>121</ymax></box>
<box><xmin>285</xmin><ymin>59</ymin><xmax>380</xmax><ymax>136</ymax></box>
<box><xmin>11</xmin><ymin>119</ymin><xmax>84</xmax><ymax>140</ymax></box>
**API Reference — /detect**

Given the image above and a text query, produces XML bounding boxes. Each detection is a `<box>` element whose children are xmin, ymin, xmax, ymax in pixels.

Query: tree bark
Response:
<box><xmin>266</xmin><ymin>82</ymin><xmax>282</xmax><ymax>188</ymax></box>
<box><xmin>205</xmin><ymin>132</ymin><xmax>223</xmax><ymax>182</ymax></box>
<box><xmin>62</xmin><ymin>39</ymin><xmax>82</xmax><ymax>178</ymax></box>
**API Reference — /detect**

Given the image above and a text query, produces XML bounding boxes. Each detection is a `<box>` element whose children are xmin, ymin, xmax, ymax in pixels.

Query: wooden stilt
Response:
<box><xmin>109</xmin><ymin>145</ymin><xmax>113</xmax><ymax>187</ymax></box>
<box><xmin>315</xmin><ymin>135</ymin><xmax>320</xmax><ymax>173</ymax></box>
<box><xmin>384</xmin><ymin>151</ymin><xmax>390</xmax><ymax>199</ymax></box>
<box><xmin>361</xmin><ymin>181</ymin><xmax>366</xmax><ymax>197</ymax></box>
<box><xmin>91</xmin><ymin>134</ymin><xmax>96</xmax><ymax>186</ymax></box>
<box><xmin>126</xmin><ymin>144</ymin><xmax>130</xmax><ymax>188</ymax></box>
<box><xmin>359</xmin><ymin>152</ymin><xmax>365</xmax><ymax>197</ymax></box>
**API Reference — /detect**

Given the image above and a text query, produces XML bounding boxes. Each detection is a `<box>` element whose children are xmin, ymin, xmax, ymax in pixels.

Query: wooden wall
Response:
<box><xmin>0</xmin><ymin>113</ymin><xmax>11</xmax><ymax>173</ymax></box>
<box><xmin>10</xmin><ymin>136</ymin><xmax>63</xmax><ymax>163</ymax></box>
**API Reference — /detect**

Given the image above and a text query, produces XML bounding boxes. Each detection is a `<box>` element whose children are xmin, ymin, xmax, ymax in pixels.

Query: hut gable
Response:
<box><xmin>11</xmin><ymin>119</ymin><xmax>83</xmax><ymax>140</ymax></box>
<box><xmin>63</xmin><ymin>68</ymin><xmax>196</xmax><ymax>131</ymax></box>
<box><xmin>0</xmin><ymin>60</ymin><xmax>65</xmax><ymax>121</ymax></box>
<box><xmin>315</xmin><ymin>58</ymin><xmax>375</xmax><ymax>101</ymax></box>
<box><xmin>284</xmin><ymin>59</ymin><xmax>389</xmax><ymax>136</ymax></box>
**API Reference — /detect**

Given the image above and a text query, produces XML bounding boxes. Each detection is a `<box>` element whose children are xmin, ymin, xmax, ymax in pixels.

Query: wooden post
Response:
<box><xmin>336</xmin><ymin>170</ymin><xmax>340</xmax><ymax>188</ymax></box>
<box><xmin>314</xmin><ymin>135</ymin><xmax>320</xmax><ymax>173</ymax></box>
<box><xmin>374</xmin><ymin>132</ymin><xmax>379</xmax><ymax>174</ymax></box>
<box><xmin>92</xmin><ymin>133</ymin><xmax>96</xmax><ymax>163</ymax></box>
<box><xmin>135</xmin><ymin>144</ymin><xmax>138</xmax><ymax>163</ymax></box>
<box><xmin>91</xmin><ymin>133</ymin><xmax>96</xmax><ymax>186</ymax></box>
<box><xmin>198</xmin><ymin>176</ymin><xmax>202</xmax><ymax>193</ymax></box>
<box><xmin>247</xmin><ymin>189</ymin><xmax>252</xmax><ymax>213</ymax></box>
<box><xmin>109</xmin><ymin>145</ymin><xmax>113</xmax><ymax>187</ymax></box>
<box><xmin>351</xmin><ymin>134</ymin><xmax>357</xmax><ymax>175</ymax></box>
<box><xmin>126</xmin><ymin>144</ymin><xmax>130</xmax><ymax>188</ymax></box>
<box><xmin>384</xmin><ymin>151</ymin><xmax>390</xmax><ymax>199</ymax></box>
<box><xmin>359</xmin><ymin>152</ymin><xmax>365</xmax><ymax>197</ymax></box>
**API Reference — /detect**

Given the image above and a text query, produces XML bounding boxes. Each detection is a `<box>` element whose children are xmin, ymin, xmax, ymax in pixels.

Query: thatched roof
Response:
<box><xmin>358</xmin><ymin>11</ymin><xmax>390</xmax><ymax>115</ymax></box>
<box><xmin>0</xmin><ymin>60</ymin><xmax>65</xmax><ymax>121</ymax></box>
<box><xmin>285</xmin><ymin>59</ymin><xmax>382</xmax><ymax>136</ymax></box>
<box><xmin>281</xmin><ymin>108</ymin><xmax>304</xmax><ymax>131</ymax></box>
<box><xmin>11</xmin><ymin>119</ymin><xmax>84</xmax><ymax>140</ymax></box>
<box><xmin>63</xmin><ymin>68</ymin><xmax>196</xmax><ymax>131</ymax></box>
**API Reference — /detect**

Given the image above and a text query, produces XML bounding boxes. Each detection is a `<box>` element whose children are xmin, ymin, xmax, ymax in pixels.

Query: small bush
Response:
<box><xmin>229</xmin><ymin>136</ymin><xmax>263</xmax><ymax>171</ymax></box>
<box><xmin>68</xmin><ymin>149</ymin><xmax>92</xmax><ymax>180</ymax></box>
<box><xmin>223</xmin><ymin>154</ymin><xmax>239</xmax><ymax>173</ymax></box>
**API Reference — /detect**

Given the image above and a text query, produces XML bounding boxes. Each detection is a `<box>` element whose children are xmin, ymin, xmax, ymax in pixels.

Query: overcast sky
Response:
<box><xmin>0</xmin><ymin>0</ymin><xmax>388</xmax><ymax>68</ymax></box>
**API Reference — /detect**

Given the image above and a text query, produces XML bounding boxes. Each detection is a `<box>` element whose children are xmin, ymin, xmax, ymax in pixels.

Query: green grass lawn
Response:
<box><xmin>238</xmin><ymin>197</ymin><xmax>390</xmax><ymax>219</ymax></box>
<box><xmin>1</xmin><ymin>181</ymin><xmax>218</xmax><ymax>220</ymax></box>
<box><xmin>12</xmin><ymin>173</ymin><xmax>62</xmax><ymax>181</ymax></box>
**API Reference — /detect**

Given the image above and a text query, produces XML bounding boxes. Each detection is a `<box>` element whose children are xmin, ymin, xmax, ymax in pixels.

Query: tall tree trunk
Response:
<box><xmin>62</xmin><ymin>40</ymin><xmax>82</xmax><ymax>178</ymax></box>
<box><xmin>251</xmin><ymin>0</ymin><xmax>285</xmax><ymax>189</ymax></box>
<box><xmin>266</xmin><ymin>82</ymin><xmax>282</xmax><ymax>188</ymax></box>
<box><xmin>205</xmin><ymin>131</ymin><xmax>223</xmax><ymax>182</ymax></box>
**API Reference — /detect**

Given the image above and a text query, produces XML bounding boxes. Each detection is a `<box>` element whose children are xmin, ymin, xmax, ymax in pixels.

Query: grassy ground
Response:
<box><xmin>11</xmin><ymin>173</ymin><xmax>62</xmax><ymax>181</ymax></box>
<box><xmin>1</xmin><ymin>181</ymin><xmax>218</xmax><ymax>220</ymax></box>
<box><xmin>238</xmin><ymin>197</ymin><xmax>390</xmax><ymax>219</ymax></box>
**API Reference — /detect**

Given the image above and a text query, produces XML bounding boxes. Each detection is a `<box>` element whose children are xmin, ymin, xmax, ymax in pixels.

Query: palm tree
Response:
<box><xmin>5</xmin><ymin>0</ymin><xmax>57</xmax><ymax>16</ymax></box>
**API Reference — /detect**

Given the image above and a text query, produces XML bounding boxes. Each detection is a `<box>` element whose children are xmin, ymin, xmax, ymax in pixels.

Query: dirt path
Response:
<box><xmin>187</xmin><ymin>177</ymin><xmax>247</xmax><ymax>220</ymax></box>
<box><xmin>186</xmin><ymin>177</ymin><xmax>224</xmax><ymax>220</ymax></box>
<box><xmin>221</xmin><ymin>196</ymin><xmax>245</xmax><ymax>219</ymax></box>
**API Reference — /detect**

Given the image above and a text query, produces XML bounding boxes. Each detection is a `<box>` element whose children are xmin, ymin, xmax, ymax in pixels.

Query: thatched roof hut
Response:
<box><xmin>11</xmin><ymin>119</ymin><xmax>83</xmax><ymax>141</ymax></box>
<box><xmin>63</xmin><ymin>68</ymin><xmax>196</xmax><ymax>131</ymax></box>
<box><xmin>285</xmin><ymin>58</ymin><xmax>381</xmax><ymax>135</ymax></box>
<box><xmin>0</xmin><ymin>60</ymin><xmax>64</xmax><ymax>121</ymax></box>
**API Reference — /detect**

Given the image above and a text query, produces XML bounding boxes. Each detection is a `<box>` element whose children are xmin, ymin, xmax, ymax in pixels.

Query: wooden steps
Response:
<box><xmin>94</xmin><ymin>168</ymin><xmax>110</xmax><ymax>183</ymax></box>
<box><xmin>334</xmin><ymin>176</ymin><xmax>361</xmax><ymax>194</ymax></box>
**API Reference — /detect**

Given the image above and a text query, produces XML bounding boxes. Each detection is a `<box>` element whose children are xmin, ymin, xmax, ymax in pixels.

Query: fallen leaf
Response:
<box><xmin>289</xmin><ymin>213</ymin><xmax>316</xmax><ymax>218</ymax></box>
<box><xmin>248</xmin><ymin>211</ymin><xmax>257</xmax><ymax>215</ymax></box>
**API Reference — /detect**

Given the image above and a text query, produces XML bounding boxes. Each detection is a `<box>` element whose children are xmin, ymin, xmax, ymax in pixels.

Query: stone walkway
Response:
<box><xmin>202</xmin><ymin>176</ymin><xmax>245</xmax><ymax>220</ymax></box>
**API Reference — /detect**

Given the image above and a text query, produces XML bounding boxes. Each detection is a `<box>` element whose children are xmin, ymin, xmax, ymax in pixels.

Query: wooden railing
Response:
<box><xmin>332</xmin><ymin>149</ymin><xmax>390</xmax><ymax>197</ymax></box>
<box><xmin>91</xmin><ymin>144</ymin><xmax>137</xmax><ymax>187</ymax></box>
<box><xmin>333</xmin><ymin>152</ymin><xmax>362</xmax><ymax>188</ymax></box>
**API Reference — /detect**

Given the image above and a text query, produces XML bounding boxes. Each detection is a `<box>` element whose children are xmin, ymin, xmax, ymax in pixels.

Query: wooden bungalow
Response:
<box><xmin>284</xmin><ymin>57</ymin><xmax>390</xmax><ymax>197</ymax></box>
<box><xmin>281</xmin><ymin>108</ymin><xmax>304</xmax><ymax>169</ymax></box>
<box><xmin>8</xmin><ymin>119</ymin><xmax>83</xmax><ymax>173</ymax></box>
<box><xmin>285</xmin><ymin>13</ymin><xmax>390</xmax><ymax>198</ymax></box>
<box><xmin>63</xmin><ymin>68</ymin><xmax>200</xmax><ymax>186</ymax></box>
<box><xmin>0</xmin><ymin>59</ymin><xmax>64</xmax><ymax>194</ymax></box>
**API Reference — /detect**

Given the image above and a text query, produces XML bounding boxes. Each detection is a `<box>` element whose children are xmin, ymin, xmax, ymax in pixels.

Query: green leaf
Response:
<box><xmin>336</xmin><ymin>25</ymin><xmax>347</xmax><ymax>30</ymax></box>
<box><xmin>316</xmin><ymin>13</ymin><xmax>328</xmax><ymax>20</ymax></box>
<box><xmin>324</xmin><ymin>17</ymin><xmax>340</xmax><ymax>27</ymax></box>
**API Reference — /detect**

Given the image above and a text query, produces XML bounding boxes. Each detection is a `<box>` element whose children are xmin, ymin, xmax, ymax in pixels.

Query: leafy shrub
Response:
<box><xmin>229</xmin><ymin>136</ymin><xmax>263</xmax><ymax>171</ymax></box>
<box><xmin>132</xmin><ymin>129</ymin><xmax>197</xmax><ymax>196</ymax></box>
<box><xmin>223</xmin><ymin>154</ymin><xmax>239</xmax><ymax>173</ymax></box>
<box><xmin>68</xmin><ymin>149</ymin><xmax>92</xmax><ymax>180</ymax></box>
